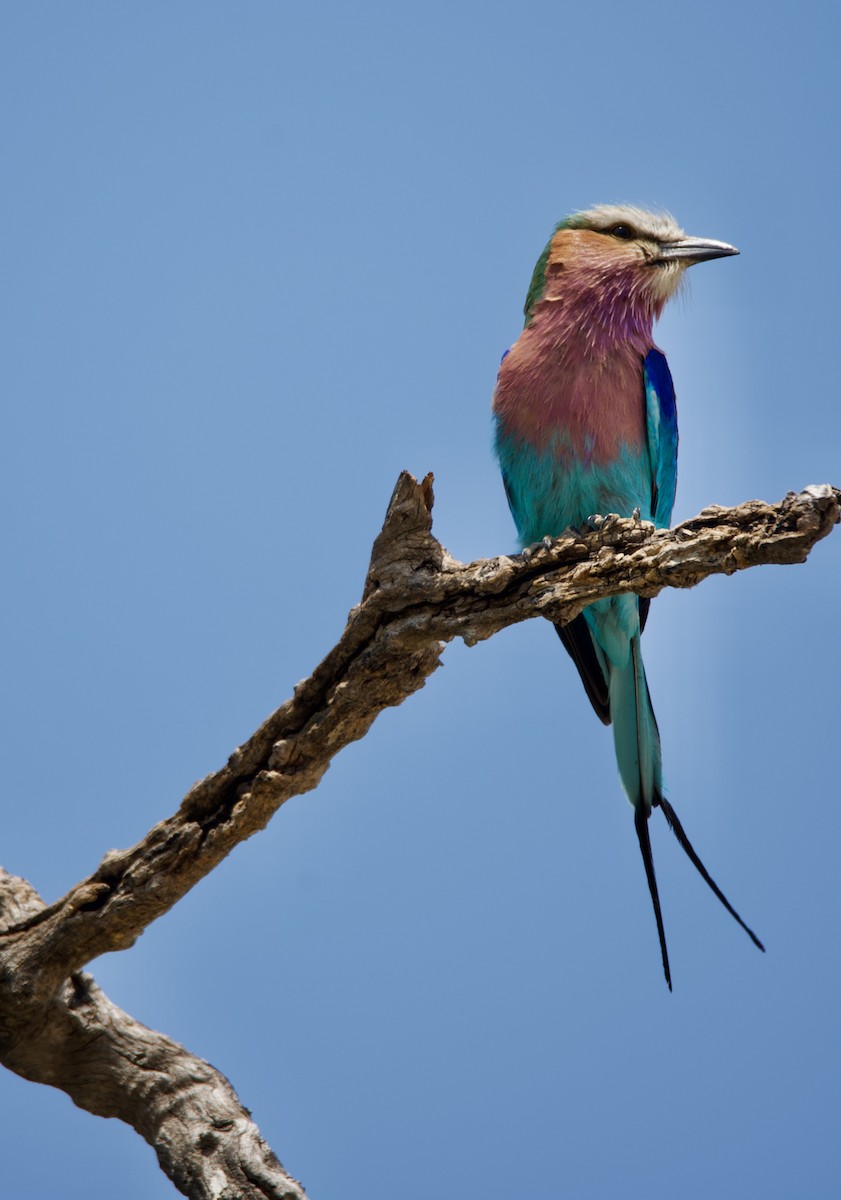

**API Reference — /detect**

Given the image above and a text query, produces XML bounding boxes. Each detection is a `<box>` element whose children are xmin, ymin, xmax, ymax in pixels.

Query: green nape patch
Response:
<box><xmin>522</xmin><ymin>216</ymin><xmax>579</xmax><ymax>325</ymax></box>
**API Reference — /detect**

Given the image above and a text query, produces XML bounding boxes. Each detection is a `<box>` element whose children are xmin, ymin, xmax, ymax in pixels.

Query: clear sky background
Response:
<box><xmin>2</xmin><ymin>3</ymin><xmax>839</xmax><ymax>1197</ymax></box>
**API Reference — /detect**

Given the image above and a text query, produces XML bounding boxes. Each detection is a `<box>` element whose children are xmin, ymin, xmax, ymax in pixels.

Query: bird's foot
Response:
<box><xmin>520</xmin><ymin>535</ymin><xmax>554</xmax><ymax>561</ymax></box>
<box><xmin>585</xmin><ymin>512</ymin><xmax>620</xmax><ymax>531</ymax></box>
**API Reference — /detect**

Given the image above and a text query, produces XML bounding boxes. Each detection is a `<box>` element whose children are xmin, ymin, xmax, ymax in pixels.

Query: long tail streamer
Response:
<box><xmin>657</xmin><ymin>795</ymin><xmax>765</xmax><ymax>953</ymax></box>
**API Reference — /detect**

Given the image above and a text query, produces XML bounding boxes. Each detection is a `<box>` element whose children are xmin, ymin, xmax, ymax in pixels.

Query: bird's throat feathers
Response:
<box><xmin>532</xmin><ymin>228</ymin><xmax>674</xmax><ymax>346</ymax></box>
<box><xmin>495</xmin><ymin>225</ymin><xmax>678</xmax><ymax>461</ymax></box>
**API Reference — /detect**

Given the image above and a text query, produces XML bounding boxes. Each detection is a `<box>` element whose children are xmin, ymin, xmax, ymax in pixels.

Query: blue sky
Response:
<box><xmin>2</xmin><ymin>3</ymin><xmax>839</xmax><ymax>1197</ymax></box>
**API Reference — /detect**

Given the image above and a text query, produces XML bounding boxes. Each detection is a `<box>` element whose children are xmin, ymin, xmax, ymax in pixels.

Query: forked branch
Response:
<box><xmin>0</xmin><ymin>474</ymin><xmax>837</xmax><ymax>1198</ymax></box>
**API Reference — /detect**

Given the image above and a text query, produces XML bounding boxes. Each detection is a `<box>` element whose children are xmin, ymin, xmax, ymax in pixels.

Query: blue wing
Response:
<box><xmin>643</xmin><ymin>348</ymin><xmax>678</xmax><ymax>529</ymax></box>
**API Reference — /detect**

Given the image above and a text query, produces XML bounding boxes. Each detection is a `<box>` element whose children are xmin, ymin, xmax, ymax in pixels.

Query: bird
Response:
<box><xmin>492</xmin><ymin>204</ymin><xmax>764</xmax><ymax>989</ymax></box>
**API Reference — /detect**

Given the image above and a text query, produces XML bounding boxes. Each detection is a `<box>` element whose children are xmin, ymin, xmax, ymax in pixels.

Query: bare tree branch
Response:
<box><xmin>0</xmin><ymin>473</ymin><xmax>838</xmax><ymax>1197</ymax></box>
<box><xmin>0</xmin><ymin>869</ymin><xmax>307</xmax><ymax>1200</ymax></box>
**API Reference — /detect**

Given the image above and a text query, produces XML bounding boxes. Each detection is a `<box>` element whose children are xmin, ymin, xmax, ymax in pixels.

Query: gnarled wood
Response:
<box><xmin>0</xmin><ymin>870</ymin><xmax>306</xmax><ymax>1200</ymax></box>
<box><xmin>0</xmin><ymin>475</ymin><xmax>838</xmax><ymax>1197</ymax></box>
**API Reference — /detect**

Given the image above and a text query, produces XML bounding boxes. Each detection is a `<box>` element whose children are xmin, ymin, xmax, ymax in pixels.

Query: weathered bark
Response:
<box><xmin>0</xmin><ymin>473</ymin><xmax>838</xmax><ymax>1197</ymax></box>
<box><xmin>0</xmin><ymin>870</ymin><xmax>306</xmax><ymax>1200</ymax></box>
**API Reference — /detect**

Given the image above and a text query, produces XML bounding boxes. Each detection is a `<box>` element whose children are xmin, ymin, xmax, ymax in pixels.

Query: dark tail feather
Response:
<box><xmin>657</xmin><ymin>795</ymin><xmax>765</xmax><ymax>953</ymax></box>
<box><xmin>555</xmin><ymin>615</ymin><xmax>610</xmax><ymax>724</ymax></box>
<box><xmin>634</xmin><ymin>805</ymin><xmax>672</xmax><ymax>991</ymax></box>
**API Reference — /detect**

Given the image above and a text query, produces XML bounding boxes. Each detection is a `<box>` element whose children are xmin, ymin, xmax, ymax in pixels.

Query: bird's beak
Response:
<box><xmin>653</xmin><ymin>236</ymin><xmax>739</xmax><ymax>265</ymax></box>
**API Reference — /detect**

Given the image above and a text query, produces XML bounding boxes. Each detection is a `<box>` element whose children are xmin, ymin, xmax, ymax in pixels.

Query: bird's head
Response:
<box><xmin>523</xmin><ymin>205</ymin><xmax>738</xmax><ymax>337</ymax></box>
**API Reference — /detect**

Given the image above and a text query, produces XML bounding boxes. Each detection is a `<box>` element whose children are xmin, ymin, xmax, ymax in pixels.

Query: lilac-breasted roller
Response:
<box><xmin>493</xmin><ymin>205</ymin><xmax>763</xmax><ymax>988</ymax></box>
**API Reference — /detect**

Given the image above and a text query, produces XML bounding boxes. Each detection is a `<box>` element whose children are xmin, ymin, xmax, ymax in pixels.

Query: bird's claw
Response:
<box><xmin>585</xmin><ymin>512</ymin><xmax>620</xmax><ymax>531</ymax></box>
<box><xmin>521</xmin><ymin>535</ymin><xmax>554</xmax><ymax>560</ymax></box>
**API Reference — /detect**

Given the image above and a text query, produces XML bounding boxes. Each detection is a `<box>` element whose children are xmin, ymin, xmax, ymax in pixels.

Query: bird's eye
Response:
<box><xmin>608</xmin><ymin>224</ymin><xmax>636</xmax><ymax>241</ymax></box>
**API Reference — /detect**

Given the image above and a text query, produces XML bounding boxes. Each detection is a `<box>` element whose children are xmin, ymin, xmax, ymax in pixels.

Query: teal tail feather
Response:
<box><xmin>609</xmin><ymin>635</ymin><xmax>672</xmax><ymax>986</ymax></box>
<box><xmin>608</xmin><ymin>633</ymin><xmax>764</xmax><ymax>986</ymax></box>
<box><xmin>609</xmin><ymin>634</ymin><xmax>662</xmax><ymax>812</ymax></box>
